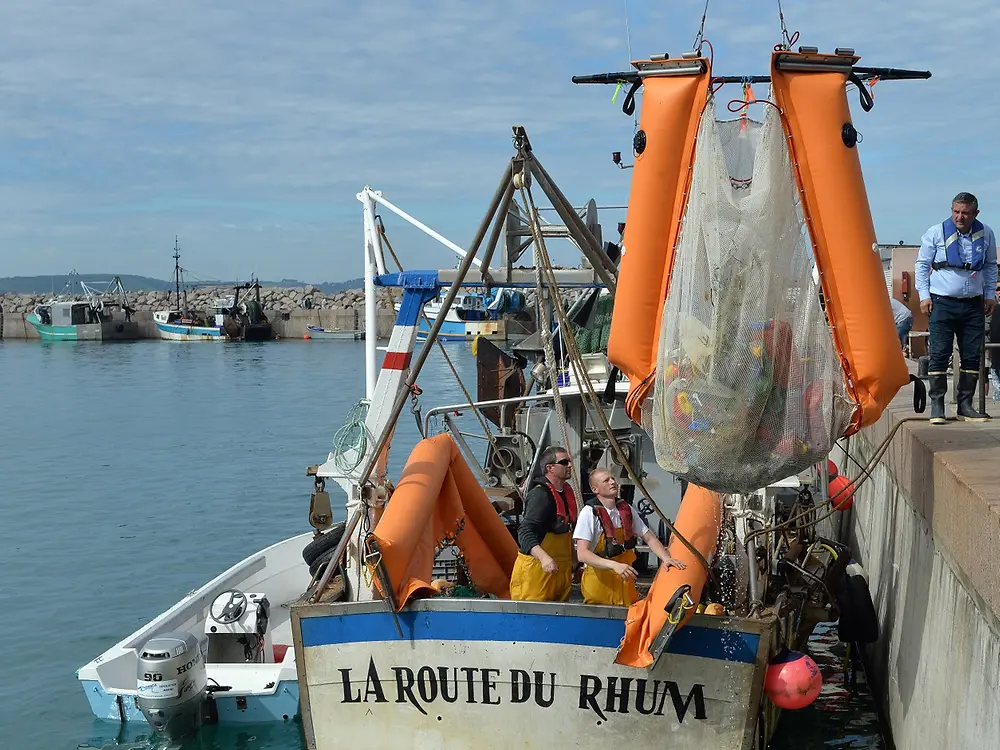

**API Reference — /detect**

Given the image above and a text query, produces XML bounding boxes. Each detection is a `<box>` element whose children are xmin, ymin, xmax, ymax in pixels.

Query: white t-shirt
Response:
<box><xmin>573</xmin><ymin>503</ymin><xmax>649</xmax><ymax>549</ymax></box>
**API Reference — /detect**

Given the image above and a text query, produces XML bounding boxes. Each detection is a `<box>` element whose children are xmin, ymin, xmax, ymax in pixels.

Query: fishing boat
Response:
<box><xmin>26</xmin><ymin>273</ymin><xmax>139</xmax><ymax>342</ymax></box>
<box><xmin>78</xmin><ymin>32</ymin><xmax>928</xmax><ymax>750</ymax></box>
<box><xmin>153</xmin><ymin>240</ymin><xmax>274</xmax><ymax>342</ymax></box>
<box><xmin>394</xmin><ymin>290</ymin><xmax>504</xmax><ymax>341</ymax></box>
<box><xmin>305</xmin><ymin>325</ymin><xmax>365</xmax><ymax>341</ymax></box>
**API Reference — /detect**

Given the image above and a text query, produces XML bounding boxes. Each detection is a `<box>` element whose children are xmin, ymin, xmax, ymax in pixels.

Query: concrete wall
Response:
<box><xmin>838</xmin><ymin>377</ymin><xmax>1000</xmax><ymax>748</ymax></box>
<box><xmin>0</xmin><ymin>308</ymin><xmax>398</xmax><ymax>341</ymax></box>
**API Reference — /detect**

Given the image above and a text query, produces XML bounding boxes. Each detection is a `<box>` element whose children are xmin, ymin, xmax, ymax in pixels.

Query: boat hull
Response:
<box><xmin>78</xmin><ymin>532</ymin><xmax>314</xmax><ymax>725</ymax></box>
<box><xmin>26</xmin><ymin>313</ymin><xmax>140</xmax><ymax>342</ymax></box>
<box><xmin>415</xmin><ymin>314</ymin><xmax>506</xmax><ymax>342</ymax></box>
<box><xmin>306</xmin><ymin>327</ymin><xmax>365</xmax><ymax>341</ymax></box>
<box><xmin>154</xmin><ymin>320</ymin><xmax>226</xmax><ymax>341</ymax></box>
<box><xmin>292</xmin><ymin>599</ymin><xmax>773</xmax><ymax>750</ymax></box>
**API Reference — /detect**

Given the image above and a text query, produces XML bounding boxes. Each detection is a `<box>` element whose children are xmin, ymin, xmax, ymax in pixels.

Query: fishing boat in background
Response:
<box><xmin>26</xmin><ymin>273</ymin><xmax>139</xmax><ymax>342</ymax></box>
<box><xmin>397</xmin><ymin>290</ymin><xmax>510</xmax><ymax>341</ymax></box>
<box><xmin>305</xmin><ymin>325</ymin><xmax>365</xmax><ymax>341</ymax></box>
<box><xmin>154</xmin><ymin>239</ymin><xmax>274</xmax><ymax>342</ymax></box>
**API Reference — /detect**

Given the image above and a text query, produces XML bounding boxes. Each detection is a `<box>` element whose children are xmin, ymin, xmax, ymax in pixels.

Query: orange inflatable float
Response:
<box><xmin>606</xmin><ymin>49</ymin><xmax>908</xmax><ymax>496</ymax></box>
<box><xmin>769</xmin><ymin>50</ymin><xmax>908</xmax><ymax>433</ymax></box>
<box><xmin>368</xmin><ymin>433</ymin><xmax>518</xmax><ymax>609</ymax></box>
<box><xmin>616</xmin><ymin>484</ymin><xmax>723</xmax><ymax>667</ymax></box>
<box><xmin>607</xmin><ymin>57</ymin><xmax>711</xmax><ymax>421</ymax></box>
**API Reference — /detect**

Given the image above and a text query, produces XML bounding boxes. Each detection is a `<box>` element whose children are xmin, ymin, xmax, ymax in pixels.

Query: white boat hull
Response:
<box><xmin>293</xmin><ymin>599</ymin><xmax>773</xmax><ymax>750</ymax></box>
<box><xmin>78</xmin><ymin>532</ymin><xmax>315</xmax><ymax>724</ymax></box>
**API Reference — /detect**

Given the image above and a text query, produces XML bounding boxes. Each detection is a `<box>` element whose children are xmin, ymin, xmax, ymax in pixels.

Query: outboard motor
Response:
<box><xmin>136</xmin><ymin>631</ymin><xmax>208</xmax><ymax>740</ymax></box>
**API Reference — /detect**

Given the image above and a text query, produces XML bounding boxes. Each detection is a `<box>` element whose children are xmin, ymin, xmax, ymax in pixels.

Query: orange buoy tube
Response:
<box><xmin>607</xmin><ymin>58</ymin><xmax>712</xmax><ymax>423</ymax></box>
<box><xmin>616</xmin><ymin>484</ymin><xmax>722</xmax><ymax>667</ymax></box>
<box><xmin>770</xmin><ymin>50</ymin><xmax>909</xmax><ymax>433</ymax></box>
<box><xmin>370</xmin><ymin>433</ymin><xmax>519</xmax><ymax>609</ymax></box>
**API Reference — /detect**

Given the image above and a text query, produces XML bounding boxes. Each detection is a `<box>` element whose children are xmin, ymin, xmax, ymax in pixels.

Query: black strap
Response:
<box><xmin>622</xmin><ymin>79</ymin><xmax>642</xmax><ymax>116</ymax></box>
<box><xmin>603</xmin><ymin>366</ymin><xmax>620</xmax><ymax>403</ymax></box>
<box><xmin>848</xmin><ymin>72</ymin><xmax>874</xmax><ymax>112</ymax></box>
<box><xmin>910</xmin><ymin>374</ymin><xmax>926</xmax><ymax>413</ymax></box>
<box><xmin>932</xmin><ymin>260</ymin><xmax>982</xmax><ymax>272</ymax></box>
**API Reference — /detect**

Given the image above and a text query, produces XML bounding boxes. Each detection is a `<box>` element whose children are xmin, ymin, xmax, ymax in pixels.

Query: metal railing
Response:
<box><xmin>909</xmin><ymin>329</ymin><xmax>1000</xmax><ymax>413</ymax></box>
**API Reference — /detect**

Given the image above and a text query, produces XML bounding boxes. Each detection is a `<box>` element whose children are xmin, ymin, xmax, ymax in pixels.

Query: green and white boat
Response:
<box><xmin>26</xmin><ymin>274</ymin><xmax>140</xmax><ymax>342</ymax></box>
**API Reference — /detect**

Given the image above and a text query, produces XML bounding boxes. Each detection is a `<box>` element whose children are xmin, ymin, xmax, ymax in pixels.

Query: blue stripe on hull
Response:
<box><xmin>155</xmin><ymin>322</ymin><xmax>224</xmax><ymax>339</ymax></box>
<box><xmin>300</xmin><ymin>610</ymin><xmax>759</xmax><ymax>664</ymax></box>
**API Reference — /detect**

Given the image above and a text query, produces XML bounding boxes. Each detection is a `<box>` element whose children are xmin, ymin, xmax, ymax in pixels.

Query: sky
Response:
<box><xmin>0</xmin><ymin>0</ymin><xmax>995</xmax><ymax>283</ymax></box>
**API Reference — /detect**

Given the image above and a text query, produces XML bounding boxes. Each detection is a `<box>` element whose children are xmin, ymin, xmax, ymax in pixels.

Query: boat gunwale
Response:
<box><xmin>290</xmin><ymin>596</ymin><xmax>776</xmax><ymax>636</ymax></box>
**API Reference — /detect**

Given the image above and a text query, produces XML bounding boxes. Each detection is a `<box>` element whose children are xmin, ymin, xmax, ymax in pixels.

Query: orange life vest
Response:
<box><xmin>546</xmin><ymin>482</ymin><xmax>578</xmax><ymax>533</ymax></box>
<box><xmin>592</xmin><ymin>500</ymin><xmax>638</xmax><ymax>558</ymax></box>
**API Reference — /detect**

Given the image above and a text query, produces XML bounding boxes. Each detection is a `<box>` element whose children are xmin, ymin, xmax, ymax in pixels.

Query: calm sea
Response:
<box><xmin>0</xmin><ymin>339</ymin><xmax>887</xmax><ymax>750</ymax></box>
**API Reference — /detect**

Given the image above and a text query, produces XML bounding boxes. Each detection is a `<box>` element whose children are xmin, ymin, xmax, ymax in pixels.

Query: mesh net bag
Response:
<box><xmin>645</xmin><ymin>101</ymin><xmax>853</xmax><ymax>494</ymax></box>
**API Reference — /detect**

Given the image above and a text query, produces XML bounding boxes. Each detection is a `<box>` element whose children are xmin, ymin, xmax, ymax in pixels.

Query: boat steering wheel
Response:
<box><xmin>210</xmin><ymin>589</ymin><xmax>248</xmax><ymax>625</ymax></box>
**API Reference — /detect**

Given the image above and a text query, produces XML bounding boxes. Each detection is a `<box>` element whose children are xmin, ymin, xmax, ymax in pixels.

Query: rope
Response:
<box><xmin>774</xmin><ymin>0</ymin><xmax>799</xmax><ymax>51</ymax></box>
<box><xmin>519</xmin><ymin>186</ymin><xmax>584</xmax><ymax>510</ymax></box>
<box><xmin>692</xmin><ymin>0</ymin><xmax>711</xmax><ymax>49</ymax></box>
<box><xmin>743</xmin><ymin>416</ymin><xmax>928</xmax><ymax>549</ymax></box>
<box><xmin>519</xmin><ymin>179</ymin><xmax>713</xmax><ymax>575</ymax></box>
<box><xmin>377</xmin><ymin>219</ymin><xmax>523</xmax><ymax>492</ymax></box>
<box><xmin>331</xmin><ymin>400</ymin><xmax>371</xmax><ymax>473</ymax></box>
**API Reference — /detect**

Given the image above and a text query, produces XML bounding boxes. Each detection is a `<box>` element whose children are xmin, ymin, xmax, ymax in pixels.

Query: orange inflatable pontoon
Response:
<box><xmin>607</xmin><ymin>57</ymin><xmax>712</xmax><ymax>422</ymax></box>
<box><xmin>609</xmin><ymin>50</ymin><xmax>908</xmax><ymax>436</ymax></box>
<box><xmin>616</xmin><ymin>484</ymin><xmax>723</xmax><ymax>667</ymax></box>
<box><xmin>368</xmin><ymin>433</ymin><xmax>518</xmax><ymax>609</ymax></box>
<box><xmin>769</xmin><ymin>50</ymin><xmax>908</xmax><ymax>432</ymax></box>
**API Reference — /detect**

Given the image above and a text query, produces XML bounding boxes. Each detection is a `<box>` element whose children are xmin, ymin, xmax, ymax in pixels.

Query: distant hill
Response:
<box><xmin>0</xmin><ymin>274</ymin><xmax>365</xmax><ymax>295</ymax></box>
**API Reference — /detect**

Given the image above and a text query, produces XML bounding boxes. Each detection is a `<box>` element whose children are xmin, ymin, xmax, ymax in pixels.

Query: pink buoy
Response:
<box><xmin>828</xmin><ymin>474</ymin><xmax>854</xmax><ymax>511</ymax></box>
<box><xmin>764</xmin><ymin>649</ymin><xmax>822</xmax><ymax>710</ymax></box>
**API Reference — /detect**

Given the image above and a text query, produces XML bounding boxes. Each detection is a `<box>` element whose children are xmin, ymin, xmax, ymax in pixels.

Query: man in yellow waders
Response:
<box><xmin>510</xmin><ymin>447</ymin><xmax>578</xmax><ymax>602</ymax></box>
<box><xmin>573</xmin><ymin>468</ymin><xmax>685</xmax><ymax>606</ymax></box>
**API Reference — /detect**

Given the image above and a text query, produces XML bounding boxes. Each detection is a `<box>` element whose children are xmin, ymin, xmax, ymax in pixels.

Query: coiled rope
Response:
<box><xmin>331</xmin><ymin>399</ymin><xmax>371</xmax><ymax>473</ymax></box>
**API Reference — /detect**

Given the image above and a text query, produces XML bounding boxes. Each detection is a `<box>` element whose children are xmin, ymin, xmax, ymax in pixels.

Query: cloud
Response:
<box><xmin>0</xmin><ymin>0</ymin><xmax>993</xmax><ymax>280</ymax></box>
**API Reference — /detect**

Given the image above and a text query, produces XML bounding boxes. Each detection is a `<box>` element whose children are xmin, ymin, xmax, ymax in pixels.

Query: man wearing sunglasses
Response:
<box><xmin>510</xmin><ymin>446</ymin><xmax>579</xmax><ymax>602</ymax></box>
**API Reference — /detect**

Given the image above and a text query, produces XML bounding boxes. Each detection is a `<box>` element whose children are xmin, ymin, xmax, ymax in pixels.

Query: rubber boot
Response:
<box><xmin>956</xmin><ymin>371</ymin><xmax>990</xmax><ymax>422</ymax></box>
<box><xmin>928</xmin><ymin>373</ymin><xmax>948</xmax><ymax>425</ymax></box>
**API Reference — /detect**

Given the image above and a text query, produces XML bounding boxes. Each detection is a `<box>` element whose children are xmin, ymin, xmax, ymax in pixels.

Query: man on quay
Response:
<box><xmin>890</xmin><ymin>296</ymin><xmax>914</xmax><ymax>350</ymax></box>
<box><xmin>510</xmin><ymin>446</ymin><xmax>578</xmax><ymax>602</ymax></box>
<box><xmin>915</xmin><ymin>192</ymin><xmax>998</xmax><ymax>424</ymax></box>
<box><xmin>573</xmin><ymin>468</ymin><xmax>686</xmax><ymax>606</ymax></box>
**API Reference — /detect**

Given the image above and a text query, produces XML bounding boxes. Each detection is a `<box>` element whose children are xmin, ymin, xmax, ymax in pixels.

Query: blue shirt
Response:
<box><xmin>915</xmin><ymin>221</ymin><xmax>998</xmax><ymax>301</ymax></box>
<box><xmin>890</xmin><ymin>297</ymin><xmax>913</xmax><ymax>326</ymax></box>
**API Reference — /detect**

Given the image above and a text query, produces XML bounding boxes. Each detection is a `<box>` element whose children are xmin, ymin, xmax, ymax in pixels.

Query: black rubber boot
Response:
<box><xmin>928</xmin><ymin>373</ymin><xmax>948</xmax><ymax>425</ymax></box>
<box><xmin>957</xmin><ymin>371</ymin><xmax>990</xmax><ymax>422</ymax></box>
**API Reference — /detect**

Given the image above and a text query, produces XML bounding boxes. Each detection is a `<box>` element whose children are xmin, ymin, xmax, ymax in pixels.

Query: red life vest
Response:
<box><xmin>546</xmin><ymin>482</ymin><xmax>578</xmax><ymax>530</ymax></box>
<box><xmin>593</xmin><ymin>500</ymin><xmax>638</xmax><ymax>557</ymax></box>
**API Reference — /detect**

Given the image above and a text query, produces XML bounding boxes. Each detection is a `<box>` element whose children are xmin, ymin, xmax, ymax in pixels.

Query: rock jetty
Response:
<box><xmin>0</xmin><ymin>285</ymin><xmax>401</xmax><ymax>314</ymax></box>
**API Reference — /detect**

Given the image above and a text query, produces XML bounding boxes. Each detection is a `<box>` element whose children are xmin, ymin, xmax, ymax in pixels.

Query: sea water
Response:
<box><xmin>0</xmin><ymin>339</ymin><xmax>886</xmax><ymax>749</ymax></box>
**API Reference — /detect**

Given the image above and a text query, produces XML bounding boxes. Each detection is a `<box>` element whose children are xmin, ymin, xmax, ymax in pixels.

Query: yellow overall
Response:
<box><xmin>581</xmin><ymin>526</ymin><xmax>639</xmax><ymax>606</ymax></box>
<box><xmin>509</xmin><ymin>529</ymin><xmax>573</xmax><ymax>602</ymax></box>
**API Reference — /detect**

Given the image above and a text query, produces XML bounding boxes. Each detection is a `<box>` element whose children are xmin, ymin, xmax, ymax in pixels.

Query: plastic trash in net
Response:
<box><xmin>647</xmin><ymin>101</ymin><xmax>853</xmax><ymax>493</ymax></box>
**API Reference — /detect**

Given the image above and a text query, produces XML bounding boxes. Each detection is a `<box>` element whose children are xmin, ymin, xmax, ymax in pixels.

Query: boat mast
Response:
<box><xmin>173</xmin><ymin>236</ymin><xmax>181</xmax><ymax>311</ymax></box>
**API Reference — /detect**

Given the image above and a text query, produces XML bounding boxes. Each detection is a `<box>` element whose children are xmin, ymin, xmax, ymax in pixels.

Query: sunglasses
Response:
<box><xmin>549</xmin><ymin>458</ymin><xmax>572</xmax><ymax>466</ymax></box>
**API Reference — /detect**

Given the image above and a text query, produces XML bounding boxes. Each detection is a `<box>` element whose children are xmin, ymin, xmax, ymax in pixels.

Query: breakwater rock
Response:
<box><xmin>0</xmin><ymin>286</ymin><xmax>401</xmax><ymax>314</ymax></box>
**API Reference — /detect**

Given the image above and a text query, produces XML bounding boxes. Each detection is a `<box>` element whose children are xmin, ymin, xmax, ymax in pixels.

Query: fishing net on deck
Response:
<box><xmin>645</xmin><ymin>102</ymin><xmax>852</xmax><ymax>493</ymax></box>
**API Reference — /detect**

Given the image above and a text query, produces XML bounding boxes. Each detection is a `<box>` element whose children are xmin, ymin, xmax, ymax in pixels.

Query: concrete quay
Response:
<box><xmin>838</xmin><ymin>362</ymin><xmax>1000</xmax><ymax>748</ymax></box>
